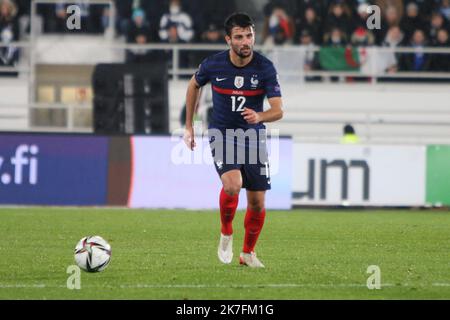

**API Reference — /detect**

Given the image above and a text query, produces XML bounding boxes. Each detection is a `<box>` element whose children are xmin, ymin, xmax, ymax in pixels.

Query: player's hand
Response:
<box><xmin>183</xmin><ymin>127</ymin><xmax>196</xmax><ymax>151</ymax></box>
<box><xmin>241</xmin><ymin>108</ymin><xmax>262</xmax><ymax>124</ymax></box>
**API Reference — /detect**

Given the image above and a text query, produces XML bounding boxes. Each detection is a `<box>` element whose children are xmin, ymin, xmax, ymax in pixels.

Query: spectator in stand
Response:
<box><xmin>341</xmin><ymin>124</ymin><xmax>360</xmax><ymax>144</ymax></box>
<box><xmin>354</xmin><ymin>2</ymin><xmax>371</xmax><ymax>29</ymax></box>
<box><xmin>126</xmin><ymin>8</ymin><xmax>153</xmax><ymax>63</ymax></box>
<box><xmin>324</xmin><ymin>1</ymin><xmax>353</xmax><ymax>40</ymax></box>
<box><xmin>159</xmin><ymin>0</ymin><xmax>194</xmax><ymax>43</ymax></box>
<box><xmin>0</xmin><ymin>0</ymin><xmax>19</xmax><ymax>68</ymax></box>
<box><xmin>263</xmin><ymin>4</ymin><xmax>295</xmax><ymax>45</ymax></box>
<box><xmin>431</xmin><ymin>28</ymin><xmax>450</xmax><ymax>71</ymax></box>
<box><xmin>263</xmin><ymin>0</ymin><xmax>297</xmax><ymax>23</ymax></box>
<box><xmin>158</xmin><ymin>0</ymin><xmax>194</xmax><ymax>72</ymax></box>
<box><xmin>15</xmin><ymin>0</ymin><xmax>29</xmax><ymax>35</ymax></box>
<box><xmin>294</xmin><ymin>0</ymin><xmax>325</xmax><ymax>22</ymax></box>
<box><xmin>127</xmin><ymin>8</ymin><xmax>151</xmax><ymax>42</ymax></box>
<box><xmin>262</xmin><ymin>0</ymin><xmax>295</xmax><ymax>44</ymax></box>
<box><xmin>400</xmin><ymin>2</ymin><xmax>425</xmax><ymax>40</ymax></box>
<box><xmin>437</xmin><ymin>27</ymin><xmax>450</xmax><ymax>46</ymax></box>
<box><xmin>375</xmin><ymin>5</ymin><xmax>402</xmax><ymax>44</ymax></box>
<box><xmin>429</xmin><ymin>11</ymin><xmax>449</xmax><ymax>44</ymax></box>
<box><xmin>324</xmin><ymin>27</ymin><xmax>348</xmax><ymax>46</ymax></box>
<box><xmin>350</xmin><ymin>26</ymin><xmax>376</xmax><ymax>79</ymax></box>
<box><xmin>400</xmin><ymin>29</ymin><xmax>431</xmax><ymax>71</ymax></box>
<box><xmin>351</xmin><ymin>26</ymin><xmax>376</xmax><ymax>46</ymax></box>
<box><xmin>114</xmin><ymin>0</ymin><xmax>133</xmax><ymax>36</ymax></box>
<box><xmin>190</xmin><ymin>22</ymin><xmax>223</xmax><ymax>70</ymax></box>
<box><xmin>139</xmin><ymin>0</ymin><xmax>166</xmax><ymax>41</ymax></box>
<box><xmin>15</xmin><ymin>0</ymin><xmax>29</xmax><ymax>17</ymax></box>
<box><xmin>374</xmin><ymin>0</ymin><xmax>404</xmax><ymax>19</ymax></box>
<box><xmin>383</xmin><ymin>25</ymin><xmax>406</xmax><ymax>47</ymax></box>
<box><xmin>418</xmin><ymin>1</ymin><xmax>434</xmax><ymax>17</ymax></box>
<box><xmin>0</xmin><ymin>0</ymin><xmax>18</xmax><ymax>36</ymax></box>
<box><xmin>381</xmin><ymin>25</ymin><xmax>406</xmax><ymax>73</ymax></box>
<box><xmin>404</xmin><ymin>0</ymin><xmax>440</xmax><ymax>20</ymax></box>
<box><xmin>438</xmin><ymin>0</ymin><xmax>450</xmax><ymax>20</ymax></box>
<box><xmin>200</xmin><ymin>22</ymin><xmax>223</xmax><ymax>44</ymax></box>
<box><xmin>385</xmin><ymin>4</ymin><xmax>403</xmax><ymax>26</ymax></box>
<box><xmin>299</xmin><ymin>29</ymin><xmax>320</xmax><ymax>74</ymax></box>
<box><xmin>329</xmin><ymin>0</ymin><xmax>365</xmax><ymax>18</ymax></box>
<box><xmin>192</xmin><ymin>0</ymin><xmax>236</xmax><ymax>43</ymax></box>
<box><xmin>46</xmin><ymin>2</ymin><xmax>67</xmax><ymax>33</ymax></box>
<box><xmin>97</xmin><ymin>5</ymin><xmax>111</xmax><ymax>34</ymax></box>
<box><xmin>295</xmin><ymin>6</ymin><xmax>322</xmax><ymax>45</ymax></box>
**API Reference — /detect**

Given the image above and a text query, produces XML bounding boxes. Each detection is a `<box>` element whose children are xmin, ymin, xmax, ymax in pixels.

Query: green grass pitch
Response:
<box><xmin>0</xmin><ymin>207</ymin><xmax>449</xmax><ymax>299</ymax></box>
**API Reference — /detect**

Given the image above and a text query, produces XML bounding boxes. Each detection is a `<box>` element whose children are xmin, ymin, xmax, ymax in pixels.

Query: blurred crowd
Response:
<box><xmin>13</xmin><ymin>0</ymin><xmax>236</xmax><ymax>42</ymax></box>
<box><xmin>262</xmin><ymin>0</ymin><xmax>449</xmax><ymax>47</ymax></box>
<box><xmin>262</xmin><ymin>0</ymin><xmax>450</xmax><ymax>72</ymax></box>
<box><xmin>0</xmin><ymin>0</ymin><xmax>449</xmax><ymax>72</ymax></box>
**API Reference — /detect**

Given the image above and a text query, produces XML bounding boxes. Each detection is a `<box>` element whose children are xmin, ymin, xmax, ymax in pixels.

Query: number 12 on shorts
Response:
<box><xmin>231</xmin><ymin>96</ymin><xmax>246</xmax><ymax>112</ymax></box>
<box><xmin>264</xmin><ymin>162</ymin><xmax>271</xmax><ymax>184</ymax></box>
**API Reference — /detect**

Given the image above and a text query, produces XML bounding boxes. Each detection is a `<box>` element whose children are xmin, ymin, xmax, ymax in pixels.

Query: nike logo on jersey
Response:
<box><xmin>216</xmin><ymin>77</ymin><xmax>227</xmax><ymax>82</ymax></box>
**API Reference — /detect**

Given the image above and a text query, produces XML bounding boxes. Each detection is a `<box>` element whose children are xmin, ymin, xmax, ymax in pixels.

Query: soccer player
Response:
<box><xmin>184</xmin><ymin>13</ymin><xmax>283</xmax><ymax>268</ymax></box>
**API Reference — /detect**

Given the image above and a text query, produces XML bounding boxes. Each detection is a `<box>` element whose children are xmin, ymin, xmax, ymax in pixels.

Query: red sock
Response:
<box><xmin>243</xmin><ymin>208</ymin><xmax>266</xmax><ymax>253</ymax></box>
<box><xmin>219</xmin><ymin>188</ymin><xmax>238</xmax><ymax>236</ymax></box>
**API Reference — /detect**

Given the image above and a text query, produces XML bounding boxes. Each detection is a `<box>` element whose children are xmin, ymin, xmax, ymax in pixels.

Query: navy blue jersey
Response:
<box><xmin>195</xmin><ymin>50</ymin><xmax>282</xmax><ymax>130</ymax></box>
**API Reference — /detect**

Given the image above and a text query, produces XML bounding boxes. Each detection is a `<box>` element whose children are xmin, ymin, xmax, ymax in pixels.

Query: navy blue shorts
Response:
<box><xmin>208</xmin><ymin>128</ymin><xmax>271</xmax><ymax>191</ymax></box>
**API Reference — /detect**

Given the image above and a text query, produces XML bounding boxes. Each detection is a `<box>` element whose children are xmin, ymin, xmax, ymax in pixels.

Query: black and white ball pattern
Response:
<box><xmin>74</xmin><ymin>236</ymin><xmax>112</xmax><ymax>272</ymax></box>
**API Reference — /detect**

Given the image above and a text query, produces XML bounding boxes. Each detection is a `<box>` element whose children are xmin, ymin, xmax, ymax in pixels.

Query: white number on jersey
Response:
<box><xmin>231</xmin><ymin>96</ymin><xmax>246</xmax><ymax>112</ymax></box>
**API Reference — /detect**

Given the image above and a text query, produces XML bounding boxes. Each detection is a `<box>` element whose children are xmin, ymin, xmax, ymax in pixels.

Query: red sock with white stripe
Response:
<box><xmin>219</xmin><ymin>188</ymin><xmax>239</xmax><ymax>236</ymax></box>
<box><xmin>243</xmin><ymin>208</ymin><xmax>266</xmax><ymax>253</ymax></box>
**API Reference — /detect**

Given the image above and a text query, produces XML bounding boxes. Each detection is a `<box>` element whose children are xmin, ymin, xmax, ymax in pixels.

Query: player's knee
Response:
<box><xmin>223</xmin><ymin>183</ymin><xmax>241</xmax><ymax>196</ymax></box>
<box><xmin>248</xmin><ymin>200</ymin><xmax>264</xmax><ymax>213</ymax></box>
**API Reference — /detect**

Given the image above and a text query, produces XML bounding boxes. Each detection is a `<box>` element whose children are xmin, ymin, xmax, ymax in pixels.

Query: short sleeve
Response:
<box><xmin>194</xmin><ymin>59</ymin><xmax>210</xmax><ymax>87</ymax></box>
<box><xmin>264</xmin><ymin>63</ymin><xmax>282</xmax><ymax>99</ymax></box>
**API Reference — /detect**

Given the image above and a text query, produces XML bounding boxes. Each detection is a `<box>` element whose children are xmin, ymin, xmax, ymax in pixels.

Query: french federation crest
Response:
<box><xmin>234</xmin><ymin>76</ymin><xmax>244</xmax><ymax>89</ymax></box>
<box><xmin>250</xmin><ymin>76</ymin><xmax>259</xmax><ymax>88</ymax></box>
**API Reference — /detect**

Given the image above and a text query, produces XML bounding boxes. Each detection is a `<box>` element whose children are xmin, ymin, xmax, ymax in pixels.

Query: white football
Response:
<box><xmin>74</xmin><ymin>236</ymin><xmax>112</xmax><ymax>272</ymax></box>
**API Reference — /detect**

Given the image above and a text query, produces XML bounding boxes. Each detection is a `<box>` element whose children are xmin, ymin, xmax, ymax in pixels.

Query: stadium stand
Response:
<box><xmin>0</xmin><ymin>0</ymin><xmax>449</xmax><ymax>144</ymax></box>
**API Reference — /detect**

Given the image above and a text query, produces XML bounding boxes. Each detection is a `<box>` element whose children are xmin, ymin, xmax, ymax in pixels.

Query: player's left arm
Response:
<box><xmin>241</xmin><ymin>97</ymin><xmax>283</xmax><ymax>124</ymax></box>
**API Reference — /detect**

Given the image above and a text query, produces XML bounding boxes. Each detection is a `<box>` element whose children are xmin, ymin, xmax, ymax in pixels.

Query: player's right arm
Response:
<box><xmin>184</xmin><ymin>75</ymin><xmax>201</xmax><ymax>150</ymax></box>
<box><xmin>184</xmin><ymin>59</ymin><xmax>209</xmax><ymax>150</ymax></box>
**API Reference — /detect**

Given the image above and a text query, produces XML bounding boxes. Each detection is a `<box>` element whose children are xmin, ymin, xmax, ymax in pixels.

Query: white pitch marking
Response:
<box><xmin>2</xmin><ymin>283</ymin><xmax>450</xmax><ymax>289</ymax></box>
<box><xmin>433</xmin><ymin>283</ymin><xmax>450</xmax><ymax>287</ymax></box>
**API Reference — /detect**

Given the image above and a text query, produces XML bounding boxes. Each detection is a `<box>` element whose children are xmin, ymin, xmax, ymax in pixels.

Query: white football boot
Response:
<box><xmin>217</xmin><ymin>233</ymin><xmax>233</xmax><ymax>264</ymax></box>
<box><xmin>239</xmin><ymin>252</ymin><xmax>265</xmax><ymax>268</ymax></box>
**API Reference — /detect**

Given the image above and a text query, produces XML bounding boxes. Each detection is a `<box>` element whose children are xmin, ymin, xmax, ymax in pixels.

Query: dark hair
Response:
<box><xmin>224</xmin><ymin>12</ymin><xmax>255</xmax><ymax>36</ymax></box>
<box><xmin>344</xmin><ymin>124</ymin><xmax>355</xmax><ymax>134</ymax></box>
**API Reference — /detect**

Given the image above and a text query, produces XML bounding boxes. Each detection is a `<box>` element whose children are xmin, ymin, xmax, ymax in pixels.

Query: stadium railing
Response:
<box><xmin>0</xmin><ymin>0</ymin><xmax>449</xmax><ymax>135</ymax></box>
<box><xmin>1</xmin><ymin>41</ymin><xmax>450</xmax><ymax>135</ymax></box>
